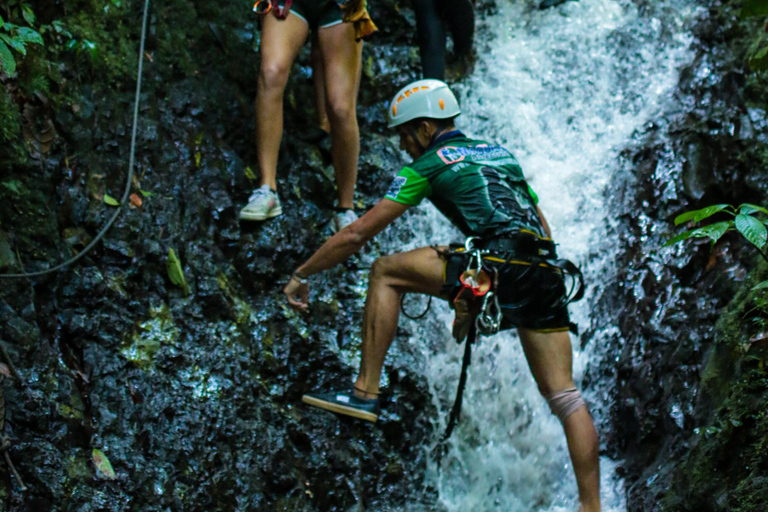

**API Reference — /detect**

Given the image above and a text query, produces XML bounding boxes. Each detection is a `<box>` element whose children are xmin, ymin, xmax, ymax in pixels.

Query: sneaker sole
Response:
<box><xmin>302</xmin><ymin>395</ymin><xmax>378</xmax><ymax>423</ymax></box>
<box><xmin>239</xmin><ymin>205</ymin><xmax>283</xmax><ymax>221</ymax></box>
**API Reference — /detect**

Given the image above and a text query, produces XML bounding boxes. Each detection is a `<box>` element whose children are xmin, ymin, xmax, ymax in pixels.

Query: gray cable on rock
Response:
<box><xmin>0</xmin><ymin>0</ymin><xmax>151</xmax><ymax>279</ymax></box>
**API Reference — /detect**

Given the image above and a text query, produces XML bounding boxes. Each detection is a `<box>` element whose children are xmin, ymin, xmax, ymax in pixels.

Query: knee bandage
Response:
<box><xmin>546</xmin><ymin>387</ymin><xmax>586</xmax><ymax>423</ymax></box>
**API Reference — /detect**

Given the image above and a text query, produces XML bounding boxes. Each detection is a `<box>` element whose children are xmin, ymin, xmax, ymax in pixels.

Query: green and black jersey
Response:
<box><xmin>385</xmin><ymin>131</ymin><xmax>546</xmax><ymax>239</ymax></box>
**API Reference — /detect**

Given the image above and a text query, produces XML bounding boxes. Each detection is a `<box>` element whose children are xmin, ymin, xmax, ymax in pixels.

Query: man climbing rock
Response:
<box><xmin>283</xmin><ymin>79</ymin><xmax>601</xmax><ymax>512</ymax></box>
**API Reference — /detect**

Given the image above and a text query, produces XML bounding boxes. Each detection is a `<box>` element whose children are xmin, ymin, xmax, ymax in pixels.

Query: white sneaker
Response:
<box><xmin>333</xmin><ymin>209</ymin><xmax>358</xmax><ymax>232</ymax></box>
<box><xmin>240</xmin><ymin>185</ymin><xmax>282</xmax><ymax>221</ymax></box>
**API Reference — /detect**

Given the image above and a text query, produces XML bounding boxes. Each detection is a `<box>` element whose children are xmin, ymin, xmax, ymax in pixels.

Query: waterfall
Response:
<box><xmin>380</xmin><ymin>1</ymin><xmax>703</xmax><ymax>510</ymax></box>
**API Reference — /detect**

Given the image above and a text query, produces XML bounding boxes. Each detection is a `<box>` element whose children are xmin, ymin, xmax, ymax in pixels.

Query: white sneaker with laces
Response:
<box><xmin>333</xmin><ymin>209</ymin><xmax>358</xmax><ymax>232</ymax></box>
<box><xmin>240</xmin><ymin>185</ymin><xmax>282</xmax><ymax>221</ymax></box>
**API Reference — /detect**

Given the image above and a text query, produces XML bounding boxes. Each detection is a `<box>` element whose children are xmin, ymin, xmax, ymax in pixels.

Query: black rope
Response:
<box><xmin>399</xmin><ymin>293</ymin><xmax>432</xmax><ymax>320</ymax></box>
<box><xmin>441</xmin><ymin>322</ymin><xmax>476</xmax><ymax>442</ymax></box>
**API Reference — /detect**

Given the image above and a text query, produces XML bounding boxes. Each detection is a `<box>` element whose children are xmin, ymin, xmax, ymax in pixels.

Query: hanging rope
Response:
<box><xmin>0</xmin><ymin>0</ymin><xmax>151</xmax><ymax>279</ymax></box>
<box><xmin>399</xmin><ymin>293</ymin><xmax>432</xmax><ymax>320</ymax></box>
<box><xmin>441</xmin><ymin>322</ymin><xmax>476</xmax><ymax>442</ymax></box>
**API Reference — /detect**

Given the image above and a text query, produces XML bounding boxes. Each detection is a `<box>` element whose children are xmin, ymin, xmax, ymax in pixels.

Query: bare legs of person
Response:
<box><xmin>354</xmin><ymin>247</ymin><xmax>447</xmax><ymax>398</ymax></box>
<box><xmin>352</xmin><ymin>247</ymin><xmax>601</xmax><ymax>512</ymax></box>
<box><xmin>518</xmin><ymin>328</ymin><xmax>601</xmax><ymax>512</ymax></box>
<box><xmin>254</xmin><ymin>17</ymin><xmax>361</xmax><ymax>211</ymax></box>
<box><xmin>255</xmin><ymin>14</ymin><xmax>309</xmax><ymax>192</ymax></box>
<box><xmin>317</xmin><ymin>22</ymin><xmax>362</xmax><ymax>210</ymax></box>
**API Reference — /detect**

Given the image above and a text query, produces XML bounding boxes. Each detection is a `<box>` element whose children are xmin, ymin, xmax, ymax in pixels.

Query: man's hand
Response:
<box><xmin>284</xmin><ymin>275</ymin><xmax>309</xmax><ymax>311</ymax></box>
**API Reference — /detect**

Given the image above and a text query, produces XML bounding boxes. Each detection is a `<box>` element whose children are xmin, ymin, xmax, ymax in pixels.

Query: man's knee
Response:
<box><xmin>369</xmin><ymin>255</ymin><xmax>395</xmax><ymax>284</ymax></box>
<box><xmin>546</xmin><ymin>387</ymin><xmax>587</xmax><ymax>423</ymax></box>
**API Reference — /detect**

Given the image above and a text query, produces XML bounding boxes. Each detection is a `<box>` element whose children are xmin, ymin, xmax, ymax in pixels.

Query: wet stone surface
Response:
<box><xmin>0</xmin><ymin>1</ymin><xmax>440</xmax><ymax>510</ymax></box>
<box><xmin>589</xmin><ymin>3</ymin><xmax>768</xmax><ymax>510</ymax></box>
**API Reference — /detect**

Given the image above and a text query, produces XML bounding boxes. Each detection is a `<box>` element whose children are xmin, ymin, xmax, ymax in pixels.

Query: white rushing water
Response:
<box><xmin>384</xmin><ymin>1</ymin><xmax>703</xmax><ymax>510</ymax></box>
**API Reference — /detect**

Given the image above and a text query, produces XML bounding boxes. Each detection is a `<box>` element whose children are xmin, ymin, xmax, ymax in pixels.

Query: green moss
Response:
<box><xmin>0</xmin><ymin>86</ymin><xmax>21</xmax><ymax>143</ymax></box>
<box><xmin>120</xmin><ymin>302</ymin><xmax>178</xmax><ymax>369</ymax></box>
<box><xmin>662</xmin><ymin>261</ymin><xmax>768</xmax><ymax>510</ymax></box>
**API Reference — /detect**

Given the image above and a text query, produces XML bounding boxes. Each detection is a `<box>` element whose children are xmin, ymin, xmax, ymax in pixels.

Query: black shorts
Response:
<box><xmin>440</xmin><ymin>249</ymin><xmax>572</xmax><ymax>332</ymax></box>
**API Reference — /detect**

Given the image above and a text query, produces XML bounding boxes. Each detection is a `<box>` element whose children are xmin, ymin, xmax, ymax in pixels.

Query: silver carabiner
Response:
<box><xmin>476</xmin><ymin>291</ymin><xmax>502</xmax><ymax>336</ymax></box>
<box><xmin>463</xmin><ymin>237</ymin><xmax>485</xmax><ymax>274</ymax></box>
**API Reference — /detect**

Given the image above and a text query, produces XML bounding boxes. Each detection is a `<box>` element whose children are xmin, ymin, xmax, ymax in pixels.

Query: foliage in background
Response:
<box><xmin>737</xmin><ymin>0</ymin><xmax>768</xmax><ymax>72</ymax></box>
<box><xmin>666</xmin><ymin>203</ymin><xmax>768</xmax><ymax>288</ymax></box>
<box><xmin>0</xmin><ymin>2</ymin><xmax>43</xmax><ymax>76</ymax></box>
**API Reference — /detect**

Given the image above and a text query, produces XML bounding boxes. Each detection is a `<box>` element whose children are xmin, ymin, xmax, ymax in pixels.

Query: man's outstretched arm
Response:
<box><xmin>284</xmin><ymin>199</ymin><xmax>411</xmax><ymax>309</ymax></box>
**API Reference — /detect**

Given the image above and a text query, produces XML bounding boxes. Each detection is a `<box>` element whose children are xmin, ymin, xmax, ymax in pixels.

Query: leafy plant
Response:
<box><xmin>739</xmin><ymin>0</ymin><xmax>768</xmax><ymax>72</ymax></box>
<box><xmin>166</xmin><ymin>248</ymin><xmax>190</xmax><ymax>296</ymax></box>
<box><xmin>665</xmin><ymin>203</ymin><xmax>768</xmax><ymax>288</ymax></box>
<box><xmin>0</xmin><ymin>3</ymin><xmax>43</xmax><ymax>76</ymax></box>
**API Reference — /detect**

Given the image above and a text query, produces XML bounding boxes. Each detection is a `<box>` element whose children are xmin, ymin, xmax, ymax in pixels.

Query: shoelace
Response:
<box><xmin>248</xmin><ymin>188</ymin><xmax>272</xmax><ymax>203</ymax></box>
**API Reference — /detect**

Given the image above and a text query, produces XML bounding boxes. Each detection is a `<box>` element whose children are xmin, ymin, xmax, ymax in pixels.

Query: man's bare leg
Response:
<box><xmin>353</xmin><ymin>247</ymin><xmax>447</xmax><ymax>397</ymax></box>
<box><xmin>317</xmin><ymin>22</ymin><xmax>363</xmax><ymax>210</ymax></box>
<box><xmin>255</xmin><ymin>14</ymin><xmax>309</xmax><ymax>190</ymax></box>
<box><xmin>518</xmin><ymin>328</ymin><xmax>601</xmax><ymax>512</ymax></box>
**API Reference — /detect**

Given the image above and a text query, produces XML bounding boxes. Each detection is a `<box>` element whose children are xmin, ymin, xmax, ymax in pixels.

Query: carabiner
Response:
<box><xmin>476</xmin><ymin>292</ymin><xmax>502</xmax><ymax>336</ymax></box>
<box><xmin>253</xmin><ymin>0</ymin><xmax>272</xmax><ymax>15</ymax></box>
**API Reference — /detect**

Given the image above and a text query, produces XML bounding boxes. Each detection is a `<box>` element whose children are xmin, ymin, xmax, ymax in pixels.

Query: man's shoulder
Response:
<box><xmin>410</xmin><ymin>137</ymin><xmax>493</xmax><ymax>172</ymax></box>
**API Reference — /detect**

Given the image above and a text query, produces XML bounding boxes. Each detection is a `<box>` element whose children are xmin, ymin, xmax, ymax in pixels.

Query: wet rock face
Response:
<box><xmin>0</xmin><ymin>1</ymin><xmax>441</xmax><ymax>510</ymax></box>
<box><xmin>591</xmin><ymin>3</ymin><xmax>768</xmax><ymax>510</ymax></box>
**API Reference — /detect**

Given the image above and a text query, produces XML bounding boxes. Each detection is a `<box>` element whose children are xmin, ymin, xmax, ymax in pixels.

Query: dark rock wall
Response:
<box><xmin>590</xmin><ymin>2</ymin><xmax>768</xmax><ymax>510</ymax></box>
<box><xmin>0</xmin><ymin>1</ymin><xmax>439</xmax><ymax>510</ymax></box>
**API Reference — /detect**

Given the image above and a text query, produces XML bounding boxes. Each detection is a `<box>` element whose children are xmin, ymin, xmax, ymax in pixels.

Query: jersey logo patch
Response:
<box><xmin>386</xmin><ymin>176</ymin><xmax>408</xmax><ymax>198</ymax></box>
<box><xmin>438</xmin><ymin>146</ymin><xmax>465</xmax><ymax>164</ymax></box>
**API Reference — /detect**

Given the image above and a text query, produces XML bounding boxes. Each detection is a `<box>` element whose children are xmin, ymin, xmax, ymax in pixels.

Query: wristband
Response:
<box><xmin>291</xmin><ymin>272</ymin><xmax>308</xmax><ymax>284</ymax></box>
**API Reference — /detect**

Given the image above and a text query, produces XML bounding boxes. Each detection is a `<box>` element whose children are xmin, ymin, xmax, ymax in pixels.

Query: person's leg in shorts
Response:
<box><xmin>517</xmin><ymin>327</ymin><xmax>601</xmax><ymax>512</ymax></box>
<box><xmin>354</xmin><ymin>247</ymin><xmax>448</xmax><ymax>398</ymax></box>
<box><xmin>255</xmin><ymin>11</ymin><xmax>310</xmax><ymax>192</ymax></box>
<box><xmin>317</xmin><ymin>12</ymin><xmax>363</xmax><ymax>211</ymax></box>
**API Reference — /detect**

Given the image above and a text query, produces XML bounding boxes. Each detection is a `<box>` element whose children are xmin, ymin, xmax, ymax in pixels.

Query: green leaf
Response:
<box><xmin>664</xmin><ymin>221</ymin><xmax>733</xmax><ymax>248</ymax></box>
<box><xmin>752</xmin><ymin>280</ymin><xmax>768</xmax><ymax>291</ymax></box>
<box><xmin>0</xmin><ymin>40</ymin><xmax>16</xmax><ymax>75</ymax></box>
<box><xmin>103</xmin><ymin>194</ymin><xmax>120</xmax><ymax>206</ymax></box>
<box><xmin>139</xmin><ymin>189</ymin><xmax>153</xmax><ymax>197</ymax></box>
<box><xmin>244</xmin><ymin>166</ymin><xmax>257</xmax><ymax>181</ymax></box>
<box><xmin>1</xmin><ymin>180</ymin><xmax>23</xmax><ymax>195</ymax></box>
<box><xmin>16</xmin><ymin>27</ymin><xmax>42</xmax><ymax>45</ymax></box>
<box><xmin>21</xmin><ymin>5</ymin><xmax>35</xmax><ymax>25</ymax></box>
<box><xmin>92</xmin><ymin>449</ymin><xmax>117</xmax><ymax>480</ymax></box>
<box><xmin>674</xmin><ymin>204</ymin><xmax>733</xmax><ymax>226</ymax></box>
<box><xmin>742</xmin><ymin>0</ymin><xmax>768</xmax><ymax>17</ymax></box>
<box><xmin>735</xmin><ymin>214</ymin><xmax>768</xmax><ymax>248</ymax></box>
<box><xmin>0</xmin><ymin>15</ymin><xmax>5</xmax><ymax>29</ymax></box>
<box><xmin>167</xmin><ymin>248</ymin><xmax>189</xmax><ymax>295</ymax></box>
<box><xmin>739</xmin><ymin>203</ymin><xmax>768</xmax><ymax>216</ymax></box>
<box><xmin>0</xmin><ymin>33</ymin><xmax>26</xmax><ymax>55</ymax></box>
<box><xmin>701</xmin><ymin>221</ymin><xmax>733</xmax><ymax>247</ymax></box>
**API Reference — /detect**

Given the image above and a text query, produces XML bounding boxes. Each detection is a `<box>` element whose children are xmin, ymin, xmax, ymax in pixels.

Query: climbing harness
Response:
<box><xmin>439</xmin><ymin>233</ymin><xmax>584</xmax><ymax>444</ymax></box>
<box><xmin>0</xmin><ymin>0</ymin><xmax>151</xmax><ymax>280</ymax></box>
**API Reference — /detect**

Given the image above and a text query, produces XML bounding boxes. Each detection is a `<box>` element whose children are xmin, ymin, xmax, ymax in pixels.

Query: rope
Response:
<box><xmin>399</xmin><ymin>294</ymin><xmax>432</xmax><ymax>320</ymax></box>
<box><xmin>0</xmin><ymin>0</ymin><xmax>151</xmax><ymax>279</ymax></box>
<box><xmin>441</xmin><ymin>322</ymin><xmax>476</xmax><ymax>442</ymax></box>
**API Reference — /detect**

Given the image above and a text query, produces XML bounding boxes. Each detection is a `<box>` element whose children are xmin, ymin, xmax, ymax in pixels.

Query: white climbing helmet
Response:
<box><xmin>387</xmin><ymin>79</ymin><xmax>461</xmax><ymax>128</ymax></box>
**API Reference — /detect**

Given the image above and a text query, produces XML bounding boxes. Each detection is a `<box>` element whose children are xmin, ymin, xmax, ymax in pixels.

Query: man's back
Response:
<box><xmin>386</xmin><ymin>131</ymin><xmax>547</xmax><ymax>240</ymax></box>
